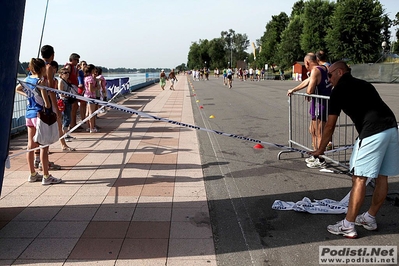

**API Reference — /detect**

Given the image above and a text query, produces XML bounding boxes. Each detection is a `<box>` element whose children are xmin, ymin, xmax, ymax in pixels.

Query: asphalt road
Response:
<box><xmin>188</xmin><ymin>76</ymin><xmax>399</xmax><ymax>266</ymax></box>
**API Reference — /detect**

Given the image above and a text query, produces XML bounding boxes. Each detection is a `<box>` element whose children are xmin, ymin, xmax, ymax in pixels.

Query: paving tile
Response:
<box><xmin>6</xmin><ymin>185</ymin><xmax>48</xmax><ymax>198</ymax></box>
<box><xmin>0</xmin><ymin>206</ymin><xmax>25</xmax><ymax>221</ymax></box>
<box><xmin>92</xmin><ymin>206</ymin><xmax>134</xmax><ymax>221</ymax></box>
<box><xmin>168</xmin><ymin>239</ymin><xmax>215</xmax><ymax>260</ymax></box>
<box><xmin>115</xmin><ymin>259</ymin><xmax>167</xmax><ymax>266</ymax></box>
<box><xmin>81</xmin><ymin>221</ymin><xmax>129</xmax><ymax>238</ymax></box>
<box><xmin>107</xmin><ymin>185</ymin><xmax>143</xmax><ymax>197</ymax></box>
<box><xmin>137</xmin><ymin>196</ymin><xmax>172</xmax><ymax>208</ymax></box>
<box><xmin>0</xmin><ymin>260</ymin><xmax>15</xmax><ymax>265</ymax></box>
<box><xmin>0</xmin><ymin>238</ymin><xmax>33</xmax><ymax>260</ymax></box>
<box><xmin>38</xmin><ymin>221</ymin><xmax>89</xmax><ymax>238</ymax></box>
<box><xmin>0</xmin><ymin>186</ymin><xmax>17</xmax><ymax>199</ymax></box>
<box><xmin>0</xmin><ymin>195</ymin><xmax>38</xmax><ymax>208</ymax></box>
<box><xmin>126</xmin><ymin>221</ymin><xmax>170</xmax><ymax>239</ymax></box>
<box><xmin>64</xmin><ymin>259</ymin><xmax>116</xmax><ymax>265</ymax></box>
<box><xmin>147</xmin><ymin>169</ymin><xmax>176</xmax><ymax>178</ymax></box>
<box><xmin>74</xmin><ymin>186</ymin><xmax>111</xmax><ymax>197</ymax></box>
<box><xmin>173</xmin><ymin>186</ymin><xmax>207</xmax><ymax>197</ymax></box>
<box><xmin>30</xmin><ymin>195</ymin><xmax>72</xmax><ymax>207</ymax></box>
<box><xmin>13</xmin><ymin>259</ymin><xmax>65</xmax><ymax>265</ymax></box>
<box><xmin>171</xmin><ymin>208</ymin><xmax>210</xmax><ymax>222</ymax></box>
<box><xmin>68</xmin><ymin>238</ymin><xmax>123</xmax><ymax>260</ymax></box>
<box><xmin>140</xmin><ymin>185</ymin><xmax>174</xmax><ymax>197</ymax></box>
<box><xmin>40</xmin><ymin>185</ymin><xmax>82</xmax><ymax>196</ymax></box>
<box><xmin>0</xmin><ymin>220</ymin><xmax>48</xmax><ymax>238</ymax></box>
<box><xmin>101</xmin><ymin>195</ymin><xmax>139</xmax><ymax>207</ymax></box>
<box><xmin>169</xmin><ymin>221</ymin><xmax>213</xmax><ymax>239</ymax></box>
<box><xmin>132</xmin><ymin>208</ymin><xmax>171</xmax><ymax>221</ymax></box>
<box><xmin>53</xmin><ymin>207</ymin><xmax>97</xmax><ymax>221</ymax></box>
<box><xmin>14</xmin><ymin>206</ymin><xmax>61</xmax><ymax>221</ymax></box>
<box><xmin>65</xmin><ymin>195</ymin><xmax>105</xmax><ymax>207</ymax></box>
<box><xmin>113</xmin><ymin>178</ymin><xmax>146</xmax><ymax>187</ymax></box>
<box><xmin>20</xmin><ymin>238</ymin><xmax>79</xmax><ymax>259</ymax></box>
<box><xmin>174</xmin><ymin>177</ymin><xmax>205</xmax><ymax>187</ymax></box>
<box><xmin>173</xmin><ymin>195</ymin><xmax>208</xmax><ymax>208</ymax></box>
<box><xmin>118</xmin><ymin>239</ymin><xmax>168</xmax><ymax>259</ymax></box>
<box><xmin>166</xmin><ymin>258</ymin><xmax>217</xmax><ymax>266</ymax></box>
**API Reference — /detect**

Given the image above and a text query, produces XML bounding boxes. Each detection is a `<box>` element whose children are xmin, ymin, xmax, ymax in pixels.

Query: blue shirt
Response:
<box><xmin>23</xmin><ymin>76</ymin><xmax>44</xmax><ymax>118</ymax></box>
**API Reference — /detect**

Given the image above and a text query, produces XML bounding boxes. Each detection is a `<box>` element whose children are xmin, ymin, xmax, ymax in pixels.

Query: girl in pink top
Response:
<box><xmin>84</xmin><ymin>64</ymin><xmax>98</xmax><ymax>132</ymax></box>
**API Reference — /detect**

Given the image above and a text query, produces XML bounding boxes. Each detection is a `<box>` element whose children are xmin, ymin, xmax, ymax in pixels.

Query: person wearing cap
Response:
<box><xmin>160</xmin><ymin>69</ymin><xmax>167</xmax><ymax>90</ymax></box>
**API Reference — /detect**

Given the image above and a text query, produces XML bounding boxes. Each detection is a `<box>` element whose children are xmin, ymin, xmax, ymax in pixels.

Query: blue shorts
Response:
<box><xmin>350</xmin><ymin>127</ymin><xmax>399</xmax><ymax>178</ymax></box>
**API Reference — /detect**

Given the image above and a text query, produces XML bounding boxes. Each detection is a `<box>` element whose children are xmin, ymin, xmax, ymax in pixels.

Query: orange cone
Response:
<box><xmin>200</xmin><ymin>106</ymin><xmax>204</xmax><ymax>109</ymax></box>
<box><xmin>253</xmin><ymin>144</ymin><xmax>264</xmax><ymax>149</ymax></box>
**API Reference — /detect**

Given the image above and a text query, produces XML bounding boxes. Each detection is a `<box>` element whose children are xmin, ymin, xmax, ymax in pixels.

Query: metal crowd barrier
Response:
<box><xmin>278</xmin><ymin>92</ymin><xmax>356</xmax><ymax>170</ymax></box>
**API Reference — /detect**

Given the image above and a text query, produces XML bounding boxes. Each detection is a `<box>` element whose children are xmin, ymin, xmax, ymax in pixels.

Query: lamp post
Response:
<box><xmin>230</xmin><ymin>40</ymin><xmax>233</xmax><ymax>69</ymax></box>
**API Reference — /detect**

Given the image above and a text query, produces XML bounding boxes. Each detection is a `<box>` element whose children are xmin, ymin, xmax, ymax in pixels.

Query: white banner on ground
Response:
<box><xmin>272</xmin><ymin>178</ymin><xmax>371</xmax><ymax>214</ymax></box>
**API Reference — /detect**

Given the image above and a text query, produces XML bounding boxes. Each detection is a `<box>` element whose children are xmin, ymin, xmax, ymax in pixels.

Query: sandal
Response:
<box><xmin>62</xmin><ymin>146</ymin><xmax>76</xmax><ymax>152</ymax></box>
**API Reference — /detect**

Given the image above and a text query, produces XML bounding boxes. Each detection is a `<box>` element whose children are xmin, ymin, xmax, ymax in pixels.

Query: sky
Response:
<box><xmin>19</xmin><ymin>0</ymin><xmax>398</xmax><ymax>69</ymax></box>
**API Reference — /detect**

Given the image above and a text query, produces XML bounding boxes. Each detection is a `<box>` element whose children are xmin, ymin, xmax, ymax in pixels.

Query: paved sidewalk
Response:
<box><xmin>1</xmin><ymin>76</ymin><xmax>217</xmax><ymax>265</ymax></box>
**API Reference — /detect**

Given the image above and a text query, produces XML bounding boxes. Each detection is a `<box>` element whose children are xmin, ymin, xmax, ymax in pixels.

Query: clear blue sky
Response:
<box><xmin>19</xmin><ymin>0</ymin><xmax>398</xmax><ymax>69</ymax></box>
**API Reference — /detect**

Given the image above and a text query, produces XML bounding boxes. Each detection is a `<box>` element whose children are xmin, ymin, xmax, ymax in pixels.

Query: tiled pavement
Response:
<box><xmin>1</xmin><ymin>76</ymin><xmax>217</xmax><ymax>265</ymax></box>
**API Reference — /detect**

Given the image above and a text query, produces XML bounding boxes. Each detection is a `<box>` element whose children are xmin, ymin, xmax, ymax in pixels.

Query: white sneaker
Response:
<box><xmin>355</xmin><ymin>212</ymin><xmax>377</xmax><ymax>230</ymax></box>
<box><xmin>306</xmin><ymin>158</ymin><xmax>327</xmax><ymax>168</ymax></box>
<box><xmin>327</xmin><ymin>220</ymin><xmax>357</xmax><ymax>239</ymax></box>
<box><xmin>28</xmin><ymin>172</ymin><xmax>43</xmax><ymax>182</ymax></box>
<box><xmin>42</xmin><ymin>175</ymin><xmax>62</xmax><ymax>185</ymax></box>
<box><xmin>305</xmin><ymin>156</ymin><xmax>316</xmax><ymax>163</ymax></box>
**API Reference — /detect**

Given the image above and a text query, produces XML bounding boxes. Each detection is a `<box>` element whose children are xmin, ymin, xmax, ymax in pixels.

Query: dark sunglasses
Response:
<box><xmin>62</xmin><ymin>72</ymin><xmax>70</xmax><ymax>74</ymax></box>
<box><xmin>327</xmin><ymin>68</ymin><xmax>338</xmax><ymax>78</ymax></box>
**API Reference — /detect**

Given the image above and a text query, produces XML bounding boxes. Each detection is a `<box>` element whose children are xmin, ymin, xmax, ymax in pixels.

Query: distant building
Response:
<box><xmin>292</xmin><ymin>61</ymin><xmax>308</xmax><ymax>81</ymax></box>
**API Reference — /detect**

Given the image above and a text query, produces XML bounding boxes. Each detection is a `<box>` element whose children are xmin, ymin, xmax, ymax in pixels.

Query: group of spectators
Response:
<box><xmin>15</xmin><ymin>44</ymin><xmax>107</xmax><ymax>185</ymax></box>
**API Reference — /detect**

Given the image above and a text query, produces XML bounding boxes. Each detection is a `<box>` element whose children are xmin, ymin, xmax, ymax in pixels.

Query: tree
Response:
<box><xmin>258</xmin><ymin>12</ymin><xmax>289</xmax><ymax>68</ymax></box>
<box><xmin>300</xmin><ymin>0</ymin><xmax>335</xmax><ymax>53</ymax></box>
<box><xmin>187</xmin><ymin>41</ymin><xmax>208</xmax><ymax>69</ymax></box>
<box><xmin>175</xmin><ymin>63</ymin><xmax>187</xmax><ymax>72</ymax></box>
<box><xmin>392</xmin><ymin>12</ymin><xmax>399</xmax><ymax>54</ymax></box>
<box><xmin>277</xmin><ymin>15</ymin><xmax>305</xmax><ymax>70</ymax></box>
<box><xmin>208</xmin><ymin>38</ymin><xmax>226</xmax><ymax>69</ymax></box>
<box><xmin>326</xmin><ymin>0</ymin><xmax>385</xmax><ymax>63</ymax></box>
<box><xmin>220</xmin><ymin>29</ymin><xmax>250</xmax><ymax>67</ymax></box>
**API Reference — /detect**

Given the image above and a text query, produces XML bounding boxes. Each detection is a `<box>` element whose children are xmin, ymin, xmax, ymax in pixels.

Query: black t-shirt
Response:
<box><xmin>329</xmin><ymin>73</ymin><xmax>397</xmax><ymax>139</ymax></box>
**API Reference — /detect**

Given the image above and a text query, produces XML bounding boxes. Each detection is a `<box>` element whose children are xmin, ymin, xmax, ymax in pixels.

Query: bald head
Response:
<box><xmin>330</xmin><ymin>61</ymin><xmax>350</xmax><ymax>73</ymax></box>
<box><xmin>304</xmin><ymin>53</ymin><xmax>317</xmax><ymax>64</ymax></box>
<box><xmin>328</xmin><ymin>60</ymin><xmax>351</xmax><ymax>86</ymax></box>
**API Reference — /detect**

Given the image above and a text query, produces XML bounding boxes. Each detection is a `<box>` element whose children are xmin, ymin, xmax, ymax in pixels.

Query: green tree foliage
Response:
<box><xmin>392</xmin><ymin>12</ymin><xmax>399</xmax><ymax>54</ymax></box>
<box><xmin>187</xmin><ymin>29</ymin><xmax>249</xmax><ymax>69</ymax></box>
<box><xmin>221</xmin><ymin>29</ymin><xmax>250</xmax><ymax>67</ymax></box>
<box><xmin>208</xmin><ymin>38</ymin><xmax>226</xmax><ymax>69</ymax></box>
<box><xmin>300</xmin><ymin>0</ymin><xmax>335</xmax><ymax>53</ymax></box>
<box><xmin>277</xmin><ymin>15</ymin><xmax>305</xmax><ymax>70</ymax></box>
<box><xmin>258</xmin><ymin>12</ymin><xmax>289</xmax><ymax>67</ymax></box>
<box><xmin>175</xmin><ymin>63</ymin><xmax>187</xmax><ymax>72</ymax></box>
<box><xmin>187</xmin><ymin>41</ymin><xmax>202</xmax><ymax>69</ymax></box>
<box><xmin>326</xmin><ymin>0</ymin><xmax>385</xmax><ymax>63</ymax></box>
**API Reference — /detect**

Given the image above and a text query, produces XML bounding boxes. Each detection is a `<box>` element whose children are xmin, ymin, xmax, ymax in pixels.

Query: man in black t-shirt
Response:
<box><xmin>312</xmin><ymin>61</ymin><xmax>399</xmax><ymax>238</ymax></box>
